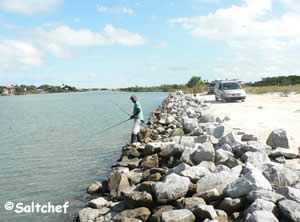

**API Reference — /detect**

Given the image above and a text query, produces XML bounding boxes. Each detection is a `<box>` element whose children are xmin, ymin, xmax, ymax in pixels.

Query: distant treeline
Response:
<box><xmin>118</xmin><ymin>76</ymin><xmax>207</xmax><ymax>93</ymax></box>
<box><xmin>247</xmin><ymin>75</ymin><xmax>300</xmax><ymax>86</ymax></box>
<box><xmin>14</xmin><ymin>84</ymin><xmax>79</xmax><ymax>95</ymax></box>
<box><xmin>118</xmin><ymin>75</ymin><xmax>300</xmax><ymax>93</ymax></box>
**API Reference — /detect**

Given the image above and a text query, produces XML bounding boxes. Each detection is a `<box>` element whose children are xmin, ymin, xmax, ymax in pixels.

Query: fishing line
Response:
<box><xmin>97</xmin><ymin>118</ymin><xmax>131</xmax><ymax>135</ymax></box>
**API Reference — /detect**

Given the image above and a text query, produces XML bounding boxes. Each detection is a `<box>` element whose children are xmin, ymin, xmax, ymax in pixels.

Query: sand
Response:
<box><xmin>200</xmin><ymin>93</ymin><xmax>300</xmax><ymax>153</ymax></box>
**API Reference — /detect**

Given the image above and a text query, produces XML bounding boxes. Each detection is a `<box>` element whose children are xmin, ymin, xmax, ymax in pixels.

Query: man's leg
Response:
<box><xmin>131</xmin><ymin>119</ymin><xmax>140</xmax><ymax>144</ymax></box>
<box><xmin>131</xmin><ymin>134</ymin><xmax>137</xmax><ymax>144</ymax></box>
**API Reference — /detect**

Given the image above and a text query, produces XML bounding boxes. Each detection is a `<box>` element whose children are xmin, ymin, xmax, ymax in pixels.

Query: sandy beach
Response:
<box><xmin>200</xmin><ymin>93</ymin><xmax>300</xmax><ymax>153</ymax></box>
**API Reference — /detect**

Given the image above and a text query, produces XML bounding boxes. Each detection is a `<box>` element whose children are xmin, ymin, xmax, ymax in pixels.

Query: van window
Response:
<box><xmin>223</xmin><ymin>82</ymin><xmax>241</xmax><ymax>90</ymax></box>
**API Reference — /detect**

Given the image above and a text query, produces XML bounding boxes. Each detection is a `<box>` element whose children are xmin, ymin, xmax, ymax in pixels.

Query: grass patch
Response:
<box><xmin>244</xmin><ymin>84</ymin><xmax>300</xmax><ymax>94</ymax></box>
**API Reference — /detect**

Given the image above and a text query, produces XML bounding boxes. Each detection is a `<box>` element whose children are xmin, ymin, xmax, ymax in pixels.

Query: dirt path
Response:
<box><xmin>200</xmin><ymin>93</ymin><xmax>300</xmax><ymax>153</ymax></box>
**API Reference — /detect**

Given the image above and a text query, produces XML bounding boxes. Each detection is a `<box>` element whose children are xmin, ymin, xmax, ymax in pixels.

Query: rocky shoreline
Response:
<box><xmin>77</xmin><ymin>92</ymin><xmax>300</xmax><ymax>222</ymax></box>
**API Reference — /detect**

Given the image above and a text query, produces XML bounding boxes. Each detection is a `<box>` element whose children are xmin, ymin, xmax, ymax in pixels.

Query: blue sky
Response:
<box><xmin>1</xmin><ymin>0</ymin><xmax>300</xmax><ymax>88</ymax></box>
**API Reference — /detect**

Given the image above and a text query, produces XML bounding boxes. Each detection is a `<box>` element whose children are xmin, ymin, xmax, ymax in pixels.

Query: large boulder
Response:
<box><xmin>87</xmin><ymin>197</ymin><xmax>109</xmax><ymax>209</ymax></box>
<box><xmin>125</xmin><ymin>191</ymin><xmax>153</xmax><ymax>206</ymax></box>
<box><xmin>241</xmin><ymin>134</ymin><xmax>258</xmax><ymax>142</ymax></box>
<box><xmin>117</xmin><ymin>156</ymin><xmax>141</xmax><ymax>170</ymax></box>
<box><xmin>150</xmin><ymin>205</ymin><xmax>175</xmax><ymax>222</ymax></box>
<box><xmin>244</xmin><ymin>210</ymin><xmax>279</xmax><ymax>222</ymax></box>
<box><xmin>192</xmin><ymin>204</ymin><xmax>218</xmax><ymax>220</ymax></box>
<box><xmin>171</xmin><ymin>128</ymin><xmax>185</xmax><ymax>137</ymax></box>
<box><xmin>196</xmin><ymin>166</ymin><xmax>242</xmax><ymax>195</ymax></box>
<box><xmin>262</xmin><ymin>162</ymin><xmax>299</xmax><ymax>187</ymax></box>
<box><xmin>218</xmin><ymin>197</ymin><xmax>245</xmax><ymax>214</ymax></box>
<box><xmin>87</xmin><ymin>181</ymin><xmax>102</xmax><ymax>195</ymax></box>
<box><xmin>167</xmin><ymin>163</ymin><xmax>191</xmax><ymax>176</ymax></box>
<box><xmin>154</xmin><ymin>173</ymin><xmax>190</xmax><ymax>203</ymax></box>
<box><xmin>270</xmin><ymin>148</ymin><xmax>298</xmax><ymax>159</ymax></box>
<box><xmin>244</xmin><ymin>199</ymin><xmax>278</xmax><ymax>216</ymax></box>
<box><xmin>108</xmin><ymin>172</ymin><xmax>131</xmax><ymax>198</ymax></box>
<box><xmin>199</xmin><ymin>112</ymin><xmax>216</xmax><ymax>123</ymax></box>
<box><xmin>278</xmin><ymin>199</ymin><xmax>300</xmax><ymax>221</ymax></box>
<box><xmin>277</xmin><ymin>186</ymin><xmax>300</xmax><ymax>203</ymax></box>
<box><xmin>180</xmin><ymin>147</ymin><xmax>197</xmax><ymax>165</ymax></box>
<box><xmin>126</xmin><ymin>169</ymin><xmax>143</xmax><ymax>185</ymax></box>
<box><xmin>79</xmin><ymin>207</ymin><xmax>101</xmax><ymax>222</ymax></box>
<box><xmin>160</xmin><ymin>144</ymin><xmax>184</xmax><ymax>158</ymax></box>
<box><xmin>219</xmin><ymin>143</ymin><xmax>233</xmax><ymax>152</ymax></box>
<box><xmin>141</xmin><ymin>154</ymin><xmax>159</xmax><ymax>169</ymax></box>
<box><xmin>175</xmin><ymin>197</ymin><xmax>206</xmax><ymax>210</ymax></box>
<box><xmin>241</xmin><ymin>152</ymin><xmax>270</xmax><ymax>170</ymax></box>
<box><xmin>285</xmin><ymin>159</ymin><xmax>300</xmax><ymax>171</ymax></box>
<box><xmin>219</xmin><ymin>132</ymin><xmax>240</xmax><ymax>147</ymax></box>
<box><xmin>183</xmin><ymin>118</ymin><xmax>199</xmax><ymax>134</ymax></box>
<box><xmin>144</xmin><ymin>142</ymin><xmax>175</xmax><ymax>156</ymax></box>
<box><xmin>134</xmin><ymin>181</ymin><xmax>156</xmax><ymax>196</ymax></box>
<box><xmin>191</xmin><ymin>142</ymin><xmax>215</xmax><ymax>164</ymax></box>
<box><xmin>266</xmin><ymin>129</ymin><xmax>289</xmax><ymax>149</ymax></box>
<box><xmin>196</xmin><ymin>188</ymin><xmax>221</xmax><ymax>203</ymax></box>
<box><xmin>113</xmin><ymin>207</ymin><xmax>151</xmax><ymax>222</ymax></box>
<box><xmin>172</xmin><ymin>136</ymin><xmax>195</xmax><ymax>147</ymax></box>
<box><xmin>225</xmin><ymin>163</ymin><xmax>272</xmax><ymax>198</ymax></box>
<box><xmin>125</xmin><ymin>168</ymin><xmax>143</xmax><ymax>185</ymax></box>
<box><xmin>180</xmin><ymin>165</ymin><xmax>211</xmax><ymax>182</ymax></box>
<box><xmin>194</xmin><ymin>134</ymin><xmax>218</xmax><ymax>145</ymax></box>
<box><xmin>246</xmin><ymin>189</ymin><xmax>285</xmax><ymax>203</ymax></box>
<box><xmin>215</xmin><ymin>209</ymin><xmax>229</xmax><ymax>222</ymax></box>
<box><xmin>186</xmin><ymin>107</ymin><xmax>197</xmax><ymax>118</ymax></box>
<box><xmin>215</xmin><ymin>149</ymin><xmax>234</xmax><ymax>165</ymax></box>
<box><xmin>234</xmin><ymin>142</ymin><xmax>272</xmax><ymax>157</ymax></box>
<box><xmin>209</xmin><ymin>125</ymin><xmax>232</xmax><ymax>139</ymax></box>
<box><xmin>198</xmin><ymin>161</ymin><xmax>216</xmax><ymax>172</ymax></box>
<box><xmin>161</xmin><ymin>209</ymin><xmax>195</xmax><ymax>222</ymax></box>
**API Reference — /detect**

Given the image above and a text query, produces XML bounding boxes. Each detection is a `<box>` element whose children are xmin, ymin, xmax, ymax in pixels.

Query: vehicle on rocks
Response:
<box><xmin>214</xmin><ymin>80</ymin><xmax>246</xmax><ymax>102</ymax></box>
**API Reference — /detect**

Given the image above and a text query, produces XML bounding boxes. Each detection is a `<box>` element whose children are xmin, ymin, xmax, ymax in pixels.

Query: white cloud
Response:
<box><xmin>96</xmin><ymin>5</ymin><xmax>134</xmax><ymax>15</ymax></box>
<box><xmin>0</xmin><ymin>0</ymin><xmax>62</xmax><ymax>15</ymax></box>
<box><xmin>281</xmin><ymin>0</ymin><xmax>300</xmax><ymax>11</ymax></box>
<box><xmin>171</xmin><ymin>0</ymin><xmax>300</xmax><ymax>50</ymax></box>
<box><xmin>36</xmin><ymin>24</ymin><xmax>145</xmax><ymax>57</ymax></box>
<box><xmin>0</xmin><ymin>40</ymin><xmax>42</xmax><ymax>67</ymax></box>
<box><xmin>171</xmin><ymin>0</ymin><xmax>300</xmax><ymax>79</ymax></box>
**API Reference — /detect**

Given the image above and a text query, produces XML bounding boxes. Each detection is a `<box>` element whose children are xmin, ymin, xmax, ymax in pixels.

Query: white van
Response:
<box><xmin>214</xmin><ymin>80</ymin><xmax>246</xmax><ymax>102</ymax></box>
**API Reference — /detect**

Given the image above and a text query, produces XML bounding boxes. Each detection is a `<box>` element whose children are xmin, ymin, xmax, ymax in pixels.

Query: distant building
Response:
<box><xmin>0</xmin><ymin>86</ymin><xmax>15</xmax><ymax>96</ymax></box>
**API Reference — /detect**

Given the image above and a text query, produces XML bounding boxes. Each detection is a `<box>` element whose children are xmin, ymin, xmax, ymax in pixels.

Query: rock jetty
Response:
<box><xmin>77</xmin><ymin>92</ymin><xmax>300</xmax><ymax>222</ymax></box>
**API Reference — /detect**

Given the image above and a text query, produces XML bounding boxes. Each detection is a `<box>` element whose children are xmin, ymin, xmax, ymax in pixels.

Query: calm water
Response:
<box><xmin>0</xmin><ymin>91</ymin><xmax>167</xmax><ymax>222</ymax></box>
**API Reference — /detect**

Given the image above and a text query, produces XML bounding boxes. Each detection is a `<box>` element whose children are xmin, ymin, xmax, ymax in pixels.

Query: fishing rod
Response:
<box><xmin>98</xmin><ymin>118</ymin><xmax>131</xmax><ymax>134</ymax></box>
<box><xmin>113</xmin><ymin>103</ymin><xmax>131</xmax><ymax>117</ymax></box>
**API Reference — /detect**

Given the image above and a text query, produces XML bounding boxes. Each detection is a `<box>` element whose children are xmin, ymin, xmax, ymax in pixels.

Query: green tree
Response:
<box><xmin>186</xmin><ymin>76</ymin><xmax>202</xmax><ymax>88</ymax></box>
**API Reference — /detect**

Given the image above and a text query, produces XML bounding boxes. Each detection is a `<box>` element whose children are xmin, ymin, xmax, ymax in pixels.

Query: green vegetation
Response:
<box><xmin>245</xmin><ymin>85</ymin><xmax>300</xmax><ymax>94</ymax></box>
<box><xmin>245</xmin><ymin>75</ymin><xmax>300</xmax><ymax>94</ymax></box>
<box><xmin>118</xmin><ymin>76</ymin><xmax>207</xmax><ymax>93</ymax></box>
<box><xmin>119</xmin><ymin>75</ymin><xmax>300</xmax><ymax>94</ymax></box>
<box><xmin>248</xmin><ymin>75</ymin><xmax>300</xmax><ymax>86</ymax></box>
<box><xmin>14</xmin><ymin>84</ymin><xmax>79</xmax><ymax>95</ymax></box>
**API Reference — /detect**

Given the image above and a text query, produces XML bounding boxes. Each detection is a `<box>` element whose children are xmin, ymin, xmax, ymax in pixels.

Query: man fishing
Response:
<box><xmin>130</xmin><ymin>95</ymin><xmax>144</xmax><ymax>144</ymax></box>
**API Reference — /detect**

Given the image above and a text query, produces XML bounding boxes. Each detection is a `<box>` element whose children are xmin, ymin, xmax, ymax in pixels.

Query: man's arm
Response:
<box><xmin>130</xmin><ymin>108</ymin><xmax>141</xmax><ymax>119</ymax></box>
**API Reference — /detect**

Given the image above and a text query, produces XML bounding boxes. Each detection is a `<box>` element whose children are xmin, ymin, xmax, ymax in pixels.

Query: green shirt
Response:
<box><xmin>133</xmin><ymin>101</ymin><xmax>144</xmax><ymax>121</ymax></box>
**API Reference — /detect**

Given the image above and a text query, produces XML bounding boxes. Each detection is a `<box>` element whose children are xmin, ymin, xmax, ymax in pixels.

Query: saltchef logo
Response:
<box><xmin>4</xmin><ymin>201</ymin><xmax>69</xmax><ymax>214</ymax></box>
